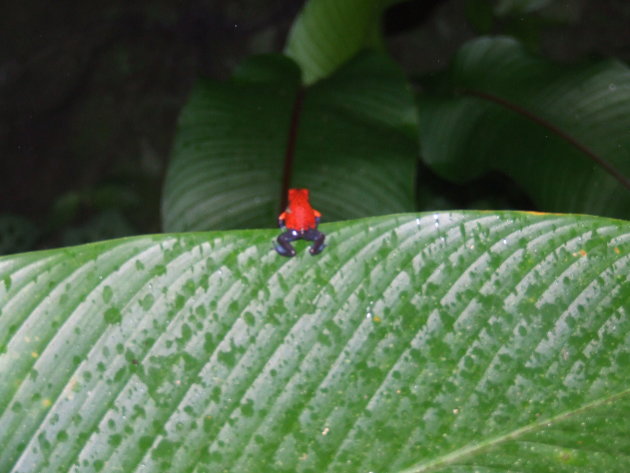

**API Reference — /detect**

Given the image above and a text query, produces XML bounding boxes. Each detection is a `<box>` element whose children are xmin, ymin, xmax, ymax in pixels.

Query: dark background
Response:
<box><xmin>1</xmin><ymin>0</ymin><xmax>629</xmax><ymax>252</ymax></box>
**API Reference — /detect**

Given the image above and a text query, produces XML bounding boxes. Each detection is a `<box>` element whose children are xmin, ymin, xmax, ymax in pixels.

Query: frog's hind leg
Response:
<box><xmin>304</xmin><ymin>229</ymin><xmax>325</xmax><ymax>255</ymax></box>
<box><xmin>275</xmin><ymin>229</ymin><xmax>300</xmax><ymax>257</ymax></box>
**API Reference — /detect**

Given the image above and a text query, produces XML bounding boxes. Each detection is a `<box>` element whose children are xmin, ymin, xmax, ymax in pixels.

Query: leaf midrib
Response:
<box><xmin>396</xmin><ymin>387</ymin><xmax>630</xmax><ymax>473</ymax></box>
<box><xmin>461</xmin><ymin>88</ymin><xmax>630</xmax><ymax>192</ymax></box>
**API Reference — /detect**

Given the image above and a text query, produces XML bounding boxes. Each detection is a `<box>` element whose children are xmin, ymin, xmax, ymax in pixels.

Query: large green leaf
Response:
<box><xmin>284</xmin><ymin>0</ymin><xmax>397</xmax><ymax>84</ymax></box>
<box><xmin>419</xmin><ymin>36</ymin><xmax>630</xmax><ymax>219</ymax></box>
<box><xmin>162</xmin><ymin>55</ymin><xmax>299</xmax><ymax>232</ymax></box>
<box><xmin>162</xmin><ymin>52</ymin><xmax>417</xmax><ymax>232</ymax></box>
<box><xmin>2</xmin><ymin>211</ymin><xmax>629</xmax><ymax>473</ymax></box>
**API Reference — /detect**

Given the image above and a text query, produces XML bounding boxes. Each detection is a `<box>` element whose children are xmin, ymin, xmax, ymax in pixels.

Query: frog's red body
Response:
<box><xmin>275</xmin><ymin>188</ymin><xmax>325</xmax><ymax>257</ymax></box>
<box><xmin>279</xmin><ymin>189</ymin><xmax>321</xmax><ymax>231</ymax></box>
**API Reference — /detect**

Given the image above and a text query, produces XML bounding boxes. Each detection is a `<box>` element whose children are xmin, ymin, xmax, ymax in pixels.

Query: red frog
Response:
<box><xmin>275</xmin><ymin>188</ymin><xmax>325</xmax><ymax>257</ymax></box>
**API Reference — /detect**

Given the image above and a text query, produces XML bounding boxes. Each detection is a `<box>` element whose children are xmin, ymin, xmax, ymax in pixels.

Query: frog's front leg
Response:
<box><xmin>303</xmin><ymin>228</ymin><xmax>326</xmax><ymax>255</ymax></box>
<box><xmin>275</xmin><ymin>229</ymin><xmax>300</xmax><ymax>257</ymax></box>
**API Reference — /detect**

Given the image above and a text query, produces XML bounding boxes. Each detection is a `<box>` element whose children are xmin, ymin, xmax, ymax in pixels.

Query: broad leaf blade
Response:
<box><xmin>1</xmin><ymin>211</ymin><xmax>629</xmax><ymax>472</ymax></box>
<box><xmin>162</xmin><ymin>55</ymin><xmax>300</xmax><ymax>232</ymax></box>
<box><xmin>294</xmin><ymin>52</ymin><xmax>417</xmax><ymax>222</ymax></box>
<box><xmin>419</xmin><ymin>36</ymin><xmax>630</xmax><ymax>219</ymax></box>
<box><xmin>162</xmin><ymin>52</ymin><xmax>417</xmax><ymax>232</ymax></box>
<box><xmin>285</xmin><ymin>0</ymin><xmax>396</xmax><ymax>84</ymax></box>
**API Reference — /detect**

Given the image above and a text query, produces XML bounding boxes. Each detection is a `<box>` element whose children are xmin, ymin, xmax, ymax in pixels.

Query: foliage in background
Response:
<box><xmin>1</xmin><ymin>0</ymin><xmax>628</xmax><ymax>251</ymax></box>
<box><xmin>162</xmin><ymin>52</ymin><xmax>417</xmax><ymax>231</ymax></box>
<box><xmin>165</xmin><ymin>0</ymin><xmax>630</xmax><ymax>234</ymax></box>
<box><xmin>419</xmin><ymin>36</ymin><xmax>630</xmax><ymax>219</ymax></box>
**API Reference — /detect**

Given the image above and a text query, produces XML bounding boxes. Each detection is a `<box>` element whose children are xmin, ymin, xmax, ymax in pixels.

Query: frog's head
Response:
<box><xmin>288</xmin><ymin>188</ymin><xmax>309</xmax><ymax>203</ymax></box>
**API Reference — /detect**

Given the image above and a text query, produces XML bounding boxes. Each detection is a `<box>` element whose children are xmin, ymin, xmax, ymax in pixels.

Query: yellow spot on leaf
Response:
<box><xmin>373</xmin><ymin>316</ymin><xmax>382</xmax><ymax>323</ymax></box>
<box><xmin>521</xmin><ymin>210</ymin><xmax>563</xmax><ymax>216</ymax></box>
<box><xmin>42</xmin><ymin>399</ymin><xmax>52</xmax><ymax>408</ymax></box>
<box><xmin>557</xmin><ymin>449</ymin><xmax>575</xmax><ymax>464</ymax></box>
<box><xmin>64</xmin><ymin>377</ymin><xmax>79</xmax><ymax>400</ymax></box>
<box><xmin>31</xmin><ymin>352</ymin><xmax>39</xmax><ymax>358</ymax></box>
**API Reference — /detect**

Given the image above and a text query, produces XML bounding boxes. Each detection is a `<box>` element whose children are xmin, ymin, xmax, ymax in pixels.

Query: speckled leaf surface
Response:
<box><xmin>162</xmin><ymin>52</ymin><xmax>416</xmax><ymax>232</ymax></box>
<box><xmin>419</xmin><ymin>36</ymin><xmax>630</xmax><ymax>219</ymax></box>
<box><xmin>1</xmin><ymin>212</ymin><xmax>629</xmax><ymax>473</ymax></box>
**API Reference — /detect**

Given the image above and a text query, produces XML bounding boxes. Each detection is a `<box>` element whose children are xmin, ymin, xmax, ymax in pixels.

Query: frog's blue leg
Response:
<box><xmin>303</xmin><ymin>228</ymin><xmax>326</xmax><ymax>255</ymax></box>
<box><xmin>275</xmin><ymin>229</ymin><xmax>300</xmax><ymax>257</ymax></box>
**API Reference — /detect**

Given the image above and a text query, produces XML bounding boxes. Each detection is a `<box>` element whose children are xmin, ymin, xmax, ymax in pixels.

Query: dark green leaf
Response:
<box><xmin>162</xmin><ymin>52</ymin><xmax>417</xmax><ymax>232</ymax></box>
<box><xmin>162</xmin><ymin>55</ymin><xmax>299</xmax><ymax>232</ymax></box>
<box><xmin>285</xmin><ymin>0</ymin><xmax>396</xmax><ymax>84</ymax></box>
<box><xmin>419</xmin><ymin>36</ymin><xmax>630</xmax><ymax>219</ymax></box>
<box><xmin>0</xmin><ymin>215</ymin><xmax>38</xmax><ymax>255</ymax></box>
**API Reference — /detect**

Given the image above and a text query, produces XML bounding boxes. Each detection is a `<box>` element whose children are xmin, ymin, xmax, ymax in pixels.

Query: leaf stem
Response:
<box><xmin>462</xmin><ymin>88</ymin><xmax>630</xmax><ymax>192</ymax></box>
<box><xmin>280</xmin><ymin>86</ymin><xmax>306</xmax><ymax>211</ymax></box>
